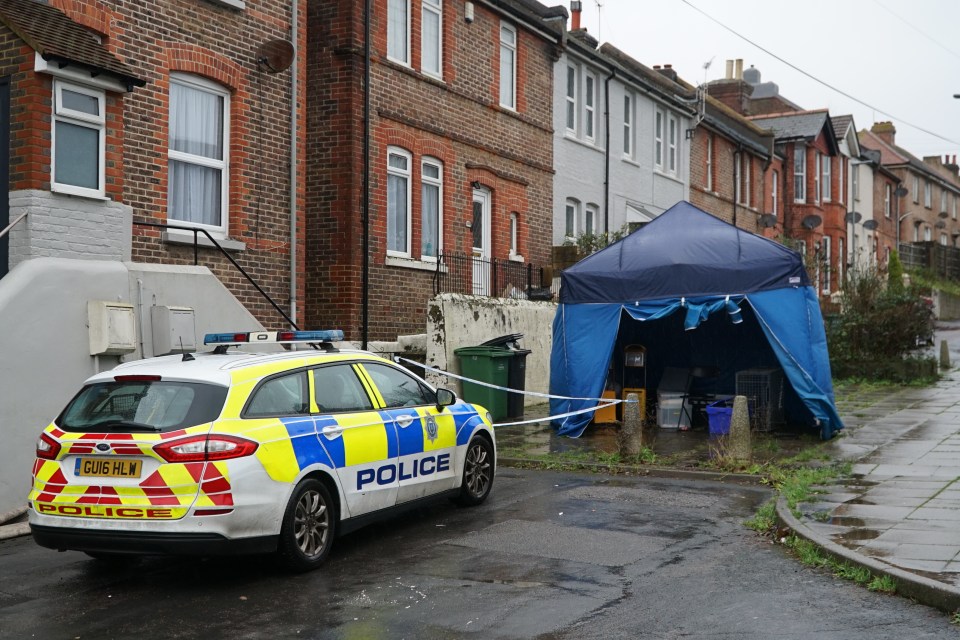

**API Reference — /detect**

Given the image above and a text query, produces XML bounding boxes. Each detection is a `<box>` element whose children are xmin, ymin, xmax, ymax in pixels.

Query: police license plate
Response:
<box><xmin>75</xmin><ymin>458</ymin><xmax>142</xmax><ymax>478</ymax></box>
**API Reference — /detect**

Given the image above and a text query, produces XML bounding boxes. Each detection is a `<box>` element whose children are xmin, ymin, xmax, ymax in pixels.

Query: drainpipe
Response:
<box><xmin>289</xmin><ymin>0</ymin><xmax>299</xmax><ymax>327</ymax></box>
<box><xmin>732</xmin><ymin>145</ymin><xmax>741</xmax><ymax>228</ymax></box>
<box><xmin>362</xmin><ymin>0</ymin><xmax>371</xmax><ymax>349</ymax></box>
<box><xmin>603</xmin><ymin>67</ymin><xmax>615</xmax><ymax>241</ymax></box>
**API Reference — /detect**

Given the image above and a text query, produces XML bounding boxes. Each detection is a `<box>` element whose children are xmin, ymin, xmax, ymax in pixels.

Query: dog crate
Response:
<box><xmin>734</xmin><ymin>368</ymin><xmax>784</xmax><ymax>431</ymax></box>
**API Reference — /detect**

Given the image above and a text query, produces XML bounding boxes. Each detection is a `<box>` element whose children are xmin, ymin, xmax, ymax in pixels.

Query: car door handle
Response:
<box><xmin>321</xmin><ymin>425</ymin><xmax>344</xmax><ymax>439</ymax></box>
<box><xmin>395</xmin><ymin>415</ymin><xmax>416</xmax><ymax>428</ymax></box>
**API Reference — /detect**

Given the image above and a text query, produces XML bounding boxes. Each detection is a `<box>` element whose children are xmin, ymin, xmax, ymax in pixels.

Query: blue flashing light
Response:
<box><xmin>203</xmin><ymin>330</ymin><xmax>344</xmax><ymax>346</ymax></box>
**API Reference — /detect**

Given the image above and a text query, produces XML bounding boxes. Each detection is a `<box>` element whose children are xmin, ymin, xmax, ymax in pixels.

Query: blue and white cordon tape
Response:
<box><xmin>395</xmin><ymin>357</ymin><xmax>636</xmax><ymax>428</ymax></box>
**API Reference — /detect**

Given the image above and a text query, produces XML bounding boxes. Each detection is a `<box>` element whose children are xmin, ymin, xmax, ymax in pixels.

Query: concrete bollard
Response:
<box><xmin>618</xmin><ymin>392</ymin><xmax>643</xmax><ymax>457</ymax></box>
<box><xmin>728</xmin><ymin>395</ymin><xmax>751</xmax><ymax>462</ymax></box>
<box><xmin>941</xmin><ymin>340</ymin><xmax>951</xmax><ymax>370</ymax></box>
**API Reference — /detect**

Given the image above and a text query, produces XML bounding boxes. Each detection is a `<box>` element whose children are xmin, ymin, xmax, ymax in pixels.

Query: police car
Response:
<box><xmin>28</xmin><ymin>330</ymin><xmax>496</xmax><ymax>571</ymax></box>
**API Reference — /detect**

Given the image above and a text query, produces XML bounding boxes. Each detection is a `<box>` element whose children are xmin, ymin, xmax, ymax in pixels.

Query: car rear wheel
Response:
<box><xmin>455</xmin><ymin>435</ymin><xmax>494</xmax><ymax>506</ymax></box>
<box><xmin>278</xmin><ymin>478</ymin><xmax>336</xmax><ymax>572</ymax></box>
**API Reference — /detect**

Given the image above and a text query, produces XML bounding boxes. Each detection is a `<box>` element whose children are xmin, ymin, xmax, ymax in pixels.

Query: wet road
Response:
<box><xmin>0</xmin><ymin>469</ymin><xmax>954</xmax><ymax>639</ymax></box>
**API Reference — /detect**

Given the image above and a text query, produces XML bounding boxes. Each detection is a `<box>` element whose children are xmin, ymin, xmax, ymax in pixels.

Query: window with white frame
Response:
<box><xmin>821</xmin><ymin>236</ymin><xmax>831</xmax><ymax>294</ymax></box>
<box><xmin>852</xmin><ymin>163</ymin><xmax>859</xmax><ymax>201</ymax></box>
<box><xmin>421</xmin><ymin>157</ymin><xmax>442</xmax><ymax>259</ymax></box>
<box><xmin>52</xmin><ymin>80</ymin><xmax>105</xmax><ymax>198</ymax></box>
<box><xmin>668</xmin><ymin>114</ymin><xmax>678</xmax><ymax>173</ymax></box>
<box><xmin>741</xmin><ymin>155</ymin><xmax>751</xmax><ymax>206</ymax></box>
<box><xmin>705</xmin><ymin>134</ymin><xmax>713</xmax><ymax>191</ymax></box>
<box><xmin>499</xmin><ymin>23</ymin><xmax>516</xmax><ymax>110</ymax></box>
<box><xmin>794</xmin><ymin>144</ymin><xmax>806</xmax><ymax>202</ymax></box>
<box><xmin>954</xmin><ymin>194</ymin><xmax>957</xmax><ymax>219</ymax></box>
<box><xmin>585</xmin><ymin>203</ymin><xmax>598</xmax><ymax>235</ymax></box>
<box><xmin>565</xmin><ymin>65</ymin><xmax>577</xmax><ymax>133</ymax></box>
<box><xmin>565</xmin><ymin>198</ymin><xmax>580</xmax><ymax>239</ymax></box>
<box><xmin>838</xmin><ymin>237</ymin><xmax>844</xmax><ymax>284</ymax></box>
<box><xmin>623</xmin><ymin>93</ymin><xmax>634</xmax><ymax>158</ymax></box>
<box><xmin>771</xmin><ymin>169</ymin><xmax>779</xmax><ymax>215</ymax></box>
<box><xmin>941</xmin><ymin>189</ymin><xmax>948</xmax><ymax>213</ymax></box>
<box><xmin>913</xmin><ymin>176</ymin><xmax>919</xmax><ymax>203</ymax></box>
<box><xmin>168</xmin><ymin>74</ymin><xmax>229</xmax><ymax>234</ymax></box>
<box><xmin>387</xmin><ymin>0</ymin><xmax>410</xmax><ymax>65</ymax></box>
<box><xmin>924</xmin><ymin>181</ymin><xmax>932</xmax><ymax>208</ymax></box>
<box><xmin>510</xmin><ymin>212</ymin><xmax>518</xmax><ymax>257</ymax></box>
<box><xmin>838</xmin><ymin>159</ymin><xmax>844</xmax><ymax>204</ymax></box>
<box><xmin>734</xmin><ymin>153</ymin><xmax>742</xmax><ymax>204</ymax></box>
<box><xmin>813</xmin><ymin>152</ymin><xmax>821</xmax><ymax>204</ymax></box>
<box><xmin>654</xmin><ymin>110</ymin><xmax>663</xmax><ymax>169</ymax></box>
<box><xmin>884</xmin><ymin>183</ymin><xmax>891</xmax><ymax>218</ymax></box>
<box><xmin>421</xmin><ymin>0</ymin><xmax>442</xmax><ymax>78</ymax></box>
<box><xmin>821</xmin><ymin>155</ymin><xmax>831</xmax><ymax>202</ymax></box>
<box><xmin>387</xmin><ymin>147</ymin><xmax>411</xmax><ymax>256</ymax></box>
<box><xmin>584</xmin><ymin>73</ymin><xmax>596</xmax><ymax>141</ymax></box>
<box><xmin>924</xmin><ymin>226</ymin><xmax>932</xmax><ymax>241</ymax></box>
<box><xmin>942</xmin><ymin>233</ymin><xmax>949</xmax><ymax>246</ymax></box>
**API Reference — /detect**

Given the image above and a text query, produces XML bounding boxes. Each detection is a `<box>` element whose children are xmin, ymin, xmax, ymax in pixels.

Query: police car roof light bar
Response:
<box><xmin>204</xmin><ymin>330</ymin><xmax>344</xmax><ymax>353</ymax></box>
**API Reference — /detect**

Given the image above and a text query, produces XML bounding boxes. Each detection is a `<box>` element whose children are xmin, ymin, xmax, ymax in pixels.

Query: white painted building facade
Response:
<box><xmin>552</xmin><ymin>32</ymin><xmax>693</xmax><ymax>248</ymax></box>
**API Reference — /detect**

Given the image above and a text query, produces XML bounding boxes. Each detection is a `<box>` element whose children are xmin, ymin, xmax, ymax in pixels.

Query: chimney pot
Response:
<box><xmin>735</xmin><ymin>58</ymin><xmax>743</xmax><ymax>79</ymax></box>
<box><xmin>570</xmin><ymin>1</ymin><xmax>582</xmax><ymax>30</ymax></box>
<box><xmin>725</xmin><ymin>60</ymin><xmax>733</xmax><ymax>80</ymax></box>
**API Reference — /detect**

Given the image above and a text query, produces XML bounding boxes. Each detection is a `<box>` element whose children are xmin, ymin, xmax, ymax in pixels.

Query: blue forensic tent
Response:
<box><xmin>549</xmin><ymin>201</ymin><xmax>842</xmax><ymax>439</ymax></box>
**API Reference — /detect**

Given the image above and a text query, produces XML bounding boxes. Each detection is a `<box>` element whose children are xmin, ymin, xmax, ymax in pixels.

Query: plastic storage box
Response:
<box><xmin>658</xmin><ymin>395</ymin><xmax>689</xmax><ymax>430</ymax></box>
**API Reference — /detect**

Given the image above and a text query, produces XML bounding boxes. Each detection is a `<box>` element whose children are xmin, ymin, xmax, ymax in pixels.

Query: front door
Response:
<box><xmin>471</xmin><ymin>187</ymin><xmax>491</xmax><ymax>295</ymax></box>
<box><xmin>0</xmin><ymin>77</ymin><xmax>10</xmax><ymax>278</ymax></box>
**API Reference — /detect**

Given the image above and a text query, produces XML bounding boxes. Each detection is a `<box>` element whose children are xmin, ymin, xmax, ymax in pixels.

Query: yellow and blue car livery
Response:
<box><xmin>28</xmin><ymin>331</ymin><xmax>496</xmax><ymax>562</ymax></box>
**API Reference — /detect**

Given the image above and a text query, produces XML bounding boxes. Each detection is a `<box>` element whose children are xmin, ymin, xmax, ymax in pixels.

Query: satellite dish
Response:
<box><xmin>939</xmin><ymin>210</ymin><xmax>949</xmax><ymax>219</ymax></box>
<box><xmin>894</xmin><ymin>186</ymin><xmax>909</xmax><ymax>198</ymax></box>
<box><xmin>936</xmin><ymin>220</ymin><xmax>947</xmax><ymax>229</ymax></box>
<box><xmin>801</xmin><ymin>214</ymin><xmax>822</xmax><ymax>230</ymax></box>
<box><xmin>256</xmin><ymin>39</ymin><xmax>295</xmax><ymax>73</ymax></box>
<box><xmin>862</xmin><ymin>219</ymin><xmax>878</xmax><ymax>231</ymax></box>
<box><xmin>844</xmin><ymin>211</ymin><xmax>862</xmax><ymax>224</ymax></box>
<box><xmin>759</xmin><ymin>213</ymin><xmax>777</xmax><ymax>228</ymax></box>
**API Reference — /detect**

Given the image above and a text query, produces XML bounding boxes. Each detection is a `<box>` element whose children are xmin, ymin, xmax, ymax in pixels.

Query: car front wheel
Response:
<box><xmin>455</xmin><ymin>435</ymin><xmax>494</xmax><ymax>506</ymax></box>
<box><xmin>278</xmin><ymin>478</ymin><xmax>336</xmax><ymax>572</ymax></box>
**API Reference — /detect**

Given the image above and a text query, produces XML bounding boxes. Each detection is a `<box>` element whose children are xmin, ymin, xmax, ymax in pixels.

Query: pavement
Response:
<box><xmin>5</xmin><ymin>322</ymin><xmax>960</xmax><ymax>612</ymax></box>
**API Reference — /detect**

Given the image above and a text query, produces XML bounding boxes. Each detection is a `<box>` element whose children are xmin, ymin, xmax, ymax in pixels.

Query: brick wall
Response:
<box><xmin>38</xmin><ymin>0</ymin><xmax>307</xmax><ymax>330</ymax></box>
<box><xmin>688</xmin><ymin>127</ymin><xmax>766</xmax><ymax>234</ymax></box>
<box><xmin>306</xmin><ymin>0</ymin><xmax>558</xmax><ymax>341</ymax></box>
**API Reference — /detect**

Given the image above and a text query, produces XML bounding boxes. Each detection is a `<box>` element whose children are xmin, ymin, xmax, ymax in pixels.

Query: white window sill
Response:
<box><xmin>622</xmin><ymin>155</ymin><xmax>639</xmax><ymax>167</ymax></box>
<box><xmin>51</xmin><ymin>185</ymin><xmax>109</xmax><ymax>201</ymax></box>
<box><xmin>205</xmin><ymin>0</ymin><xmax>245</xmax><ymax>8</ymax></box>
<box><xmin>509</xmin><ymin>253</ymin><xmax>524</xmax><ymax>263</ymax></box>
<box><xmin>385</xmin><ymin>255</ymin><xmax>446</xmax><ymax>272</ymax></box>
<box><xmin>162</xmin><ymin>228</ymin><xmax>246</xmax><ymax>252</ymax></box>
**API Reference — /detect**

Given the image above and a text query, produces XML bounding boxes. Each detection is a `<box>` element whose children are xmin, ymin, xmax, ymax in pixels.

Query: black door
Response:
<box><xmin>0</xmin><ymin>77</ymin><xmax>9</xmax><ymax>278</ymax></box>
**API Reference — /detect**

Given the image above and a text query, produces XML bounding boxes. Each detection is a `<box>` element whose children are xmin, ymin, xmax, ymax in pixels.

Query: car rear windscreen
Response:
<box><xmin>57</xmin><ymin>380</ymin><xmax>229</xmax><ymax>433</ymax></box>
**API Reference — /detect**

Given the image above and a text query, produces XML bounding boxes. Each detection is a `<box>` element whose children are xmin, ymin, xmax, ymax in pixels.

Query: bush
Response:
<box><xmin>827</xmin><ymin>268</ymin><xmax>935</xmax><ymax>381</ymax></box>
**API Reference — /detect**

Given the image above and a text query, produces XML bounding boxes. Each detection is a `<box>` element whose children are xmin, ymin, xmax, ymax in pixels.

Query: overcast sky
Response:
<box><xmin>575</xmin><ymin>0</ymin><xmax>960</xmax><ymax>160</ymax></box>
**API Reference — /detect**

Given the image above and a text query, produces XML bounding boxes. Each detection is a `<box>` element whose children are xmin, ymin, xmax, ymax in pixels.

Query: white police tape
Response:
<box><xmin>395</xmin><ymin>356</ymin><xmax>641</xmax><ymax>428</ymax></box>
<box><xmin>395</xmin><ymin>356</ymin><xmax>623</xmax><ymax>404</ymax></box>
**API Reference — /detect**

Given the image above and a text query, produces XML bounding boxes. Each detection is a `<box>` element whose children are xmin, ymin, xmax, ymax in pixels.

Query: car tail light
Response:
<box><xmin>36</xmin><ymin>433</ymin><xmax>61</xmax><ymax>460</ymax></box>
<box><xmin>154</xmin><ymin>435</ymin><xmax>259</xmax><ymax>463</ymax></box>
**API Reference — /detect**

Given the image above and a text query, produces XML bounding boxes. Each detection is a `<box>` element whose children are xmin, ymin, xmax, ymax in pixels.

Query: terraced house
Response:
<box><xmin>306</xmin><ymin>0</ymin><xmax>565</xmax><ymax>342</ymax></box>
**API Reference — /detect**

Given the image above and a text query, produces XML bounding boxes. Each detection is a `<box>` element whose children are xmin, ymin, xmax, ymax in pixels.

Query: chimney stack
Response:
<box><xmin>871</xmin><ymin>121</ymin><xmax>897</xmax><ymax>146</ymax></box>
<box><xmin>570</xmin><ymin>1</ymin><xmax>582</xmax><ymax>30</ymax></box>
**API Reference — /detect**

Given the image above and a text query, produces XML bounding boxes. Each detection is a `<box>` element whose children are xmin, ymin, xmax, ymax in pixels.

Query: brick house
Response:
<box><xmin>860</xmin><ymin>122</ymin><xmax>960</xmax><ymax>252</ymax></box>
<box><xmin>0</xmin><ymin>0</ymin><xmax>304</xmax><ymax>328</ymax></box>
<box><xmin>305</xmin><ymin>0</ymin><xmax>565</xmax><ymax>343</ymax></box>
<box><xmin>687</xmin><ymin>92</ymin><xmax>778</xmax><ymax>235</ymax></box>
<box><xmin>750</xmin><ymin>110</ymin><xmax>844</xmax><ymax>297</ymax></box>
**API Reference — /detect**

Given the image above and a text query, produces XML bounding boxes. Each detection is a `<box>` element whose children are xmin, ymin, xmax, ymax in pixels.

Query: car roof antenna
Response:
<box><xmin>181</xmin><ymin>337</ymin><xmax>195</xmax><ymax>361</ymax></box>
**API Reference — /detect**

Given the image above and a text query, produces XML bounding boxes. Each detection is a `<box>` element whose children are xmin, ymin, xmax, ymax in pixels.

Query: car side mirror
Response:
<box><xmin>435</xmin><ymin>388</ymin><xmax>456</xmax><ymax>410</ymax></box>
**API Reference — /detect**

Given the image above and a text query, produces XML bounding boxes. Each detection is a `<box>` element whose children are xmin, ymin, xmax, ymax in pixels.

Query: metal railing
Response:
<box><xmin>133</xmin><ymin>220</ymin><xmax>298</xmax><ymax>329</ymax></box>
<box><xmin>0</xmin><ymin>212</ymin><xmax>27</xmax><ymax>240</ymax></box>
<box><xmin>433</xmin><ymin>252</ymin><xmax>553</xmax><ymax>300</ymax></box>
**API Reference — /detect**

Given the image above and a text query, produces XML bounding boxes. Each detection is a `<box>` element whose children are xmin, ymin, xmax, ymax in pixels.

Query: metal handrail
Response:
<box><xmin>133</xmin><ymin>219</ymin><xmax>299</xmax><ymax>330</ymax></box>
<box><xmin>0</xmin><ymin>212</ymin><xmax>27</xmax><ymax>240</ymax></box>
